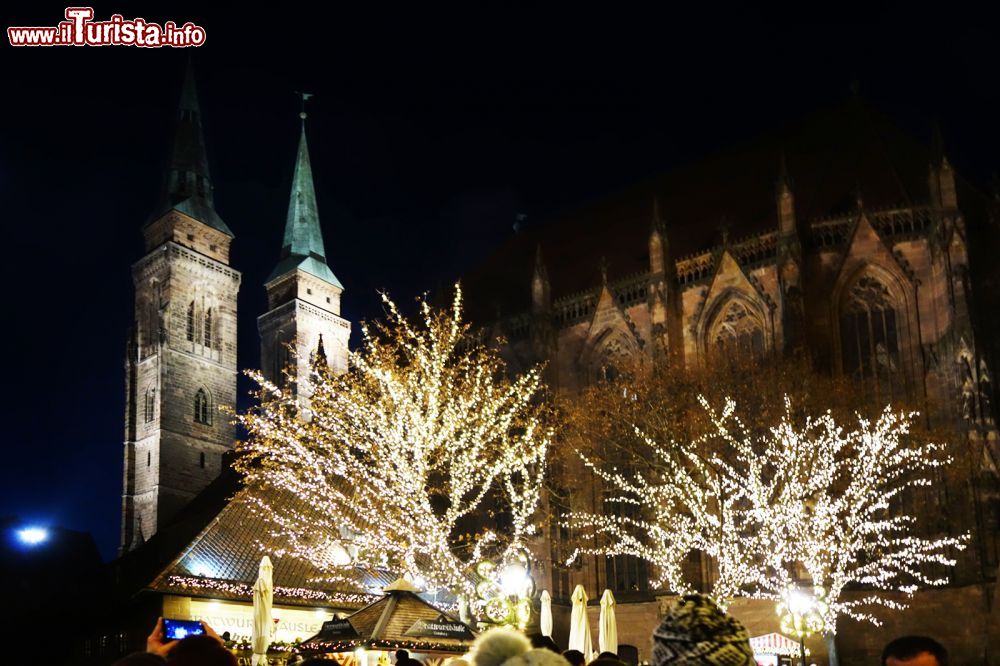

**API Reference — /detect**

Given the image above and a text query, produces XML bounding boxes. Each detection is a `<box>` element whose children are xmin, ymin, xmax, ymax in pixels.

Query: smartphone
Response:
<box><xmin>163</xmin><ymin>618</ymin><xmax>205</xmax><ymax>640</ymax></box>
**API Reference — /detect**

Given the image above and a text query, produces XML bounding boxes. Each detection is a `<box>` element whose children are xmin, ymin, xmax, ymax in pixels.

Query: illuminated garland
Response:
<box><xmin>164</xmin><ymin>575</ymin><xmax>378</xmax><ymax>605</ymax></box>
<box><xmin>304</xmin><ymin>639</ymin><xmax>472</xmax><ymax>653</ymax></box>
<box><xmin>234</xmin><ymin>284</ymin><xmax>552</xmax><ymax>605</ymax></box>
<box><xmin>567</xmin><ymin>396</ymin><xmax>967</xmax><ymax>631</ymax></box>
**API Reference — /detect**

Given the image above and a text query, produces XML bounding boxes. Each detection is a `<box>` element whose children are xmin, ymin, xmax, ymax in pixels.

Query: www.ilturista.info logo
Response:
<box><xmin>8</xmin><ymin>7</ymin><xmax>206</xmax><ymax>47</ymax></box>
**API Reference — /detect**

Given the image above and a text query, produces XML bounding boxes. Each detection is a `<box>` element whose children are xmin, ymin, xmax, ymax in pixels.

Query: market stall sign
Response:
<box><xmin>318</xmin><ymin>619</ymin><xmax>359</xmax><ymax>639</ymax></box>
<box><xmin>404</xmin><ymin>616</ymin><xmax>474</xmax><ymax>640</ymax></box>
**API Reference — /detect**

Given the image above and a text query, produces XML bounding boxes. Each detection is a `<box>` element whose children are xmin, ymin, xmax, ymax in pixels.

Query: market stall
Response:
<box><xmin>299</xmin><ymin>579</ymin><xmax>476</xmax><ymax>666</ymax></box>
<box><xmin>749</xmin><ymin>632</ymin><xmax>805</xmax><ymax>666</ymax></box>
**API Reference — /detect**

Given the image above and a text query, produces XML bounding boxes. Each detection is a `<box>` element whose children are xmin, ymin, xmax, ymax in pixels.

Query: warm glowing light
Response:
<box><xmin>567</xmin><ymin>396</ymin><xmax>967</xmax><ymax>631</ymax></box>
<box><xmin>16</xmin><ymin>527</ymin><xmax>48</xmax><ymax>546</ymax></box>
<box><xmin>499</xmin><ymin>563</ymin><xmax>528</xmax><ymax>596</ymax></box>
<box><xmin>234</xmin><ymin>284</ymin><xmax>552</xmax><ymax>609</ymax></box>
<box><xmin>786</xmin><ymin>590</ymin><xmax>812</xmax><ymax>616</ymax></box>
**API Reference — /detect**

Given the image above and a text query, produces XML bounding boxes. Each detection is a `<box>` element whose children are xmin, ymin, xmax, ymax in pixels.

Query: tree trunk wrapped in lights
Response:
<box><xmin>567</xmin><ymin>394</ymin><xmax>966</xmax><ymax>630</ymax></box>
<box><xmin>235</xmin><ymin>284</ymin><xmax>552</xmax><ymax>601</ymax></box>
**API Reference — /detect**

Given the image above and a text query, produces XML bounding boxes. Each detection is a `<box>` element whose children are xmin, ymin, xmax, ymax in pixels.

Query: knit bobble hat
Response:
<box><xmin>651</xmin><ymin>594</ymin><xmax>755</xmax><ymax>666</ymax></box>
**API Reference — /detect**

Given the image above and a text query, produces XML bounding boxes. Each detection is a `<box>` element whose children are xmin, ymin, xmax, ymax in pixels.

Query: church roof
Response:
<box><xmin>461</xmin><ymin>97</ymin><xmax>983</xmax><ymax>323</ymax></box>
<box><xmin>147</xmin><ymin>60</ymin><xmax>233</xmax><ymax>237</ymax></box>
<box><xmin>266</xmin><ymin>123</ymin><xmax>343</xmax><ymax>288</ymax></box>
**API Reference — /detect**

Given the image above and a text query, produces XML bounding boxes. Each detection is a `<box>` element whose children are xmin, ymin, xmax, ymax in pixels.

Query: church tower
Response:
<box><xmin>120</xmin><ymin>63</ymin><xmax>242</xmax><ymax>553</ymax></box>
<box><xmin>258</xmin><ymin>110</ymin><xmax>350</xmax><ymax>392</ymax></box>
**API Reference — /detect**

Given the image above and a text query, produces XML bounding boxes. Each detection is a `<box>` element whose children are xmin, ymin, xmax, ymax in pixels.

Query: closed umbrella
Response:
<box><xmin>540</xmin><ymin>590</ymin><xmax>553</xmax><ymax>638</ymax></box>
<box><xmin>568</xmin><ymin>584</ymin><xmax>594</xmax><ymax>661</ymax></box>
<box><xmin>251</xmin><ymin>555</ymin><xmax>274</xmax><ymax>666</ymax></box>
<box><xmin>599</xmin><ymin>589</ymin><xmax>617</xmax><ymax>655</ymax></box>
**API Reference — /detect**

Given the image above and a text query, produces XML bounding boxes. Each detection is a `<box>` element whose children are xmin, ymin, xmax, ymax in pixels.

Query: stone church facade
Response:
<box><xmin>465</xmin><ymin>100</ymin><xmax>1000</xmax><ymax>659</ymax></box>
<box><xmin>119</xmin><ymin>67</ymin><xmax>349</xmax><ymax>553</ymax></box>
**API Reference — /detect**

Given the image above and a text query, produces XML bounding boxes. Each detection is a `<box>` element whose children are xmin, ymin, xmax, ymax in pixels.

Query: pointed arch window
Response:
<box><xmin>203</xmin><ymin>308</ymin><xmax>213</xmax><ymax>349</ymax></box>
<box><xmin>144</xmin><ymin>388</ymin><xmax>156</xmax><ymax>423</ymax></box>
<box><xmin>709</xmin><ymin>300</ymin><xmax>765</xmax><ymax>364</ymax></box>
<box><xmin>591</xmin><ymin>332</ymin><xmax>636</xmax><ymax>386</ymax></box>
<box><xmin>186</xmin><ymin>301</ymin><xmax>195</xmax><ymax>342</ymax></box>
<box><xmin>194</xmin><ymin>388</ymin><xmax>211</xmax><ymax>425</ymax></box>
<box><xmin>840</xmin><ymin>275</ymin><xmax>906</xmax><ymax>401</ymax></box>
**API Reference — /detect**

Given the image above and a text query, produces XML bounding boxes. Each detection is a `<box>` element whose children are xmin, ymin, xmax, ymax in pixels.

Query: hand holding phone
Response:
<box><xmin>163</xmin><ymin>618</ymin><xmax>206</xmax><ymax>640</ymax></box>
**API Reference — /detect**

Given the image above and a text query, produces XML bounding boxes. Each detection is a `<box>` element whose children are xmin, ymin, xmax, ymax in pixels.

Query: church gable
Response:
<box><xmin>833</xmin><ymin>213</ymin><xmax>912</xmax><ymax>296</ymax></box>
<box><xmin>579</xmin><ymin>285</ymin><xmax>643</xmax><ymax>381</ymax></box>
<box><xmin>692</xmin><ymin>251</ymin><xmax>772</xmax><ymax>336</ymax></box>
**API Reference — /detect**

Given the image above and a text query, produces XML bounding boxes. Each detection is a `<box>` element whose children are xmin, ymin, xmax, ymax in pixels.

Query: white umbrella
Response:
<box><xmin>251</xmin><ymin>555</ymin><xmax>274</xmax><ymax>666</ymax></box>
<box><xmin>568</xmin><ymin>584</ymin><xmax>594</xmax><ymax>661</ymax></box>
<box><xmin>599</xmin><ymin>589</ymin><xmax>617</xmax><ymax>655</ymax></box>
<box><xmin>540</xmin><ymin>590</ymin><xmax>553</xmax><ymax>638</ymax></box>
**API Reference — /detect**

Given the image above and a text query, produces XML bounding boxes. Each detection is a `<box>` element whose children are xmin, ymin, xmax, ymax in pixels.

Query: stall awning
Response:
<box><xmin>750</xmin><ymin>633</ymin><xmax>804</xmax><ymax>656</ymax></box>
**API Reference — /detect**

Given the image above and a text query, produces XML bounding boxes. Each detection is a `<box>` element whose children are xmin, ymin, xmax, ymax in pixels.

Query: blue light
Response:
<box><xmin>16</xmin><ymin>527</ymin><xmax>49</xmax><ymax>546</ymax></box>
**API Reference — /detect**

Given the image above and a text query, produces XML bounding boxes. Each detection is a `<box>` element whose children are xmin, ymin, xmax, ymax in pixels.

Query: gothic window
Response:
<box><xmin>186</xmin><ymin>301</ymin><xmax>195</xmax><ymax>342</ymax></box>
<box><xmin>591</xmin><ymin>332</ymin><xmax>635</xmax><ymax>385</ymax></box>
<box><xmin>980</xmin><ymin>361</ymin><xmax>993</xmax><ymax>423</ymax></box>
<box><xmin>199</xmin><ymin>451</ymin><xmax>206</xmax><ymax>468</ymax></box>
<box><xmin>145</xmin><ymin>300</ymin><xmax>158</xmax><ymax>348</ymax></box>
<box><xmin>548</xmin><ymin>489</ymin><xmax>573</xmax><ymax>600</ymax></box>
<box><xmin>709</xmin><ymin>300</ymin><xmax>765</xmax><ymax>364</ymax></box>
<box><xmin>146</xmin><ymin>451</ymin><xmax>150</xmax><ymax>467</ymax></box>
<box><xmin>194</xmin><ymin>388</ymin><xmax>211</xmax><ymax>425</ymax></box>
<box><xmin>840</xmin><ymin>275</ymin><xmax>905</xmax><ymax>401</ymax></box>
<box><xmin>144</xmin><ymin>388</ymin><xmax>155</xmax><ymax>423</ymax></box>
<box><xmin>602</xmin><ymin>485</ymin><xmax>650</xmax><ymax>594</ymax></box>
<box><xmin>203</xmin><ymin>308</ymin><xmax>213</xmax><ymax>349</ymax></box>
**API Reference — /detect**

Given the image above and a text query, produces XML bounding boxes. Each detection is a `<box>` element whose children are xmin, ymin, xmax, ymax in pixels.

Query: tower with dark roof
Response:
<box><xmin>121</xmin><ymin>62</ymin><xmax>242</xmax><ymax>553</ymax></box>
<box><xmin>258</xmin><ymin>112</ymin><xmax>350</xmax><ymax>393</ymax></box>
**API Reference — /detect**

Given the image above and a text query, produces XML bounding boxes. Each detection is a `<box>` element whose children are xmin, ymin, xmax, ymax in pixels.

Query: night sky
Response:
<box><xmin>3</xmin><ymin>6</ymin><xmax>1000</xmax><ymax>561</ymax></box>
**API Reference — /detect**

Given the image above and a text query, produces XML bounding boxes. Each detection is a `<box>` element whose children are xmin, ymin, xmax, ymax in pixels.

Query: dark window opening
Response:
<box><xmin>203</xmin><ymin>307</ymin><xmax>213</xmax><ymax>349</ymax></box>
<box><xmin>186</xmin><ymin>301</ymin><xmax>195</xmax><ymax>342</ymax></box>
<box><xmin>144</xmin><ymin>388</ymin><xmax>155</xmax><ymax>423</ymax></box>
<box><xmin>603</xmin><ymin>488</ymin><xmax>650</xmax><ymax>595</ymax></box>
<box><xmin>840</xmin><ymin>275</ymin><xmax>906</xmax><ymax>402</ymax></box>
<box><xmin>194</xmin><ymin>388</ymin><xmax>211</xmax><ymax>425</ymax></box>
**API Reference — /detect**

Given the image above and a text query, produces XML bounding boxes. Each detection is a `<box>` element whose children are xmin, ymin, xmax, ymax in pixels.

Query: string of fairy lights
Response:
<box><xmin>164</xmin><ymin>575</ymin><xmax>377</xmax><ymax>604</ymax></box>
<box><xmin>234</xmin><ymin>285</ymin><xmax>553</xmax><ymax>608</ymax></box>
<box><xmin>567</xmin><ymin>396</ymin><xmax>967</xmax><ymax>632</ymax></box>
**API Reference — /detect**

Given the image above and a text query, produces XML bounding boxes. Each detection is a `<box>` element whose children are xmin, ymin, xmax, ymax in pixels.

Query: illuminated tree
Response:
<box><xmin>765</xmin><ymin>402</ymin><xmax>968</xmax><ymax>631</ymax></box>
<box><xmin>567</xmin><ymin>394</ymin><xmax>966</xmax><ymax>630</ymax></box>
<box><xmin>235</xmin><ymin>285</ymin><xmax>552</xmax><ymax>600</ymax></box>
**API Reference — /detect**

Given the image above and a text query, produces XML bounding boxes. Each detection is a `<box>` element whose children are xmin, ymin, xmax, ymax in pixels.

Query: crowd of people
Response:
<box><xmin>112</xmin><ymin>594</ymin><xmax>949</xmax><ymax>666</ymax></box>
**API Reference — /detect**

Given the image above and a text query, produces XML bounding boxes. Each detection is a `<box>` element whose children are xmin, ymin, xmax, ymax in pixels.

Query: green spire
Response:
<box><xmin>267</xmin><ymin>117</ymin><xmax>343</xmax><ymax>288</ymax></box>
<box><xmin>148</xmin><ymin>59</ymin><xmax>232</xmax><ymax>236</ymax></box>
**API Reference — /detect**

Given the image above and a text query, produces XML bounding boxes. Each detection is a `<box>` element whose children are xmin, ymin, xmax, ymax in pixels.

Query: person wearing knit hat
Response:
<box><xmin>651</xmin><ymin>594</ymin><xmax>755</xmax><ymax>666</ymax></box>
<box><xmin>472</xmin><ymin>626</ymin><xmax>570</xmax><ymax>666</ymax></box>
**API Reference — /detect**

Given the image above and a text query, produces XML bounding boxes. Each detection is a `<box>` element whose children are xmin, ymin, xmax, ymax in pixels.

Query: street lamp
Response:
<box><xmin>15</xmin><ymin>526</ymin><xmax>49</xmax><ymax>547</ymax></box>
<box><xmin>475</xmin><ymin>548</ymin><xmax>536</xmax><ymax>630</ymax></box>
<box><xmin>776</xmin><ymin>584</ymin><xmax>827</xmax><ymax>666</ymax></box>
